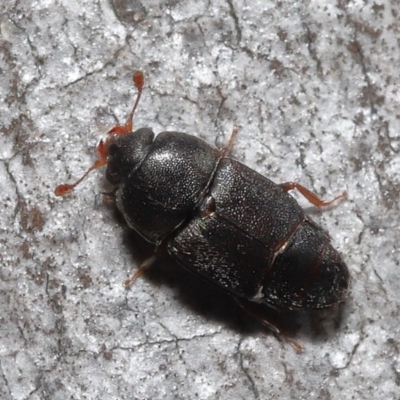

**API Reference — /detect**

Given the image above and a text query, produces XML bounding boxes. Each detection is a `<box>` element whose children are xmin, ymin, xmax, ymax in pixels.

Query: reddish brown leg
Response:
<box><xmin>280</xmin><ymin>182</ymin><xmax>346</xmax><ymax>207</ymax></box>
<box><xmin>235</xmin><ymin>297</ymin><xmax>303</xmax><ymax>352</ymax></box>
<box><xmin>220</xmin><ymin>126</ymin><xmax>239</xmax><ymax>157</ymax></box>
<box><xmin>102</xmin><ymin>191</ymin><xmax>117</xmax><ymax>206</ymax></box>
<box><xmin>124</xmin><ymin>255</ymin><xmax>157</xmax><ymax>287</ymax></box>
<box><xmin>124</xmin><ymin>243</ymin><xmax>166</xmax><ymax>287</ymax></box>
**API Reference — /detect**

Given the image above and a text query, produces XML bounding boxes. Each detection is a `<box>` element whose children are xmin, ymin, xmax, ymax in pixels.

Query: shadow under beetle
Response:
<box><xmin>56</xmin><ymin>71</ymin><xmax>349</xmax><ymax>336</ymax></box>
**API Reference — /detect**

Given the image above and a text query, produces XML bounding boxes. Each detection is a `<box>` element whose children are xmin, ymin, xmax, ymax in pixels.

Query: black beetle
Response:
<box><xmin>56</xmin><ymin>71</ymin><xmax>349</xmax><ymax>334</ymax></box>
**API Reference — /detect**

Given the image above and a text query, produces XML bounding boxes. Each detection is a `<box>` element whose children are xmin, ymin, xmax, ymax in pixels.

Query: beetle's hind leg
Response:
<box><xmin>234</xmin><ymin>297</ymin><xmax>303</xmax><ymax>352</ymax></box>
<box><xmin>280</xmin><ymin>182</ymin><xmax>346</xmax><ymax>208</ymax></box>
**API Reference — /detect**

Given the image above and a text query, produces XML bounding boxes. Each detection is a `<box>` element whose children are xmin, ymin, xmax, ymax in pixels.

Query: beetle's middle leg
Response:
<box><xmin>220</xmin><ymin>126</ymin><xmax>239</xmax><ymax>157</ymax></box>
<box><xmin>280</xmin><ymin>182</ymin><xmax>346</xmax><ymax>208</ymax></box>
<box><xmin>124</xmin><ymin>243</ymin><xmax>166</xmax><ymax>287</ymax></box>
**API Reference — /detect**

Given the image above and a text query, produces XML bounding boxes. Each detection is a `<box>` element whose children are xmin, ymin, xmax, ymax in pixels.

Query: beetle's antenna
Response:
<box><xmin>54</xmin><ymin>72</ymin><xmax>145</xmax><ymax>197</ymax></box>
<box><xmin>126</xmin><ymin>71</ymin><xmax>144</xmax><ymax>132</ymax></box>
<box><xmin>54</xmin><ymin>140</ymin><xmax>108</xmax><ymax>196</ymax></box>
<box><xmin>109</xmin><ymin>71</ymin><xmax>144</xmax><ymax>135</ymax></box>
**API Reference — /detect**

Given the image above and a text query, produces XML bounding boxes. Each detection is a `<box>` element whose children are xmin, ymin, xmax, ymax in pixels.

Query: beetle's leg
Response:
<box><xmin>124</xmin><ymin>255</ymin><xmax>157</xmax><ymax>287</ymax></box>
<box><xmin>124</xmin><ymin>243</ymin><xmax>165</xmax><ymax>287</ymax></box>
<box><xmin>234</xmin><ymin>297</ymin><xmax>303</xmax><ymax>352</ymax></box>
<box><xmin>220</xmin><ymin>126</ymin><xmax>239</xmax><ymax>157</ymax></box>
<box><xmin>235</xmin><ymin>297</ymin><xmax>281</xmax><ymax>334</ymax></box>
<box><xmin>101</xmin><ymin>189</ymin><xmax>118</xmax><ymax>205</ymax></box>
<box><xmin>279</xmin><ymin>182</ymin><xmax>346</xmax><ymax>207</ymax></box>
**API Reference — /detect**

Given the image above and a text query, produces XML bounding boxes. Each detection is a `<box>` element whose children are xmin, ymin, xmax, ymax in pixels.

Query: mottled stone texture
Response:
<box><xmin>1</xmin><ymin>1</ymin><xmax>399</xmax><ymax>399</ymax></box>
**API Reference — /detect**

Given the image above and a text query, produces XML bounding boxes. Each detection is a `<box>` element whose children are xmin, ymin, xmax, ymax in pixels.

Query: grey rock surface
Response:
<box><xmin>1</xmin><ymin>1</ymin><xmax>399</xmax><ymax>399</ymax></box>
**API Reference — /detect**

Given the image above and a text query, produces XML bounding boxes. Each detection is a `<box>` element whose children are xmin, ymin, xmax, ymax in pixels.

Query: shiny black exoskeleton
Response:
<box><xmin>106</xmin><ymin>127</ymin><xmax>349</xmax><ymax>311</ymax></box>
<box><xmin>56</xmin><ymin>72</ymin><xmax>349</xmax><ymax>329</ymax></box>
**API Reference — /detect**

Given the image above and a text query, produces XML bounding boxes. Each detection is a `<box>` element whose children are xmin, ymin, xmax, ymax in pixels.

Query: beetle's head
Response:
<box><xmin>105</xmin><ymin>128</ymin><xmax>154</xmax><ymax>185</ymax></box>
<box><xmin>55</xmin><ymin>71</ymin><xmax>151</xmax><ymax>196</ymax></box>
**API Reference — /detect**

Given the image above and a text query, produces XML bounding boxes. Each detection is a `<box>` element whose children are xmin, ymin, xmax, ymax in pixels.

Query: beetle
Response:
<box><xmin>55</xmin><ymin>71</ymin><xmax>349</xmax><ymax>335</ymax></box>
